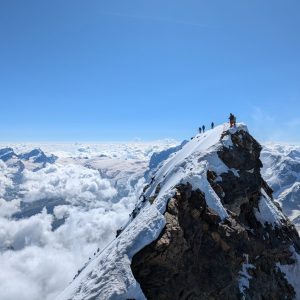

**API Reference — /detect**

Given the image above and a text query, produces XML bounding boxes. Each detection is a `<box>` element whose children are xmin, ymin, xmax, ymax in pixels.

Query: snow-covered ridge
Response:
<box><xmin>144</xmin><ymin>123</ymin><xmax>247</xmax><ymax>219</ymax></box>
<box><xmin>56</xmin><ymin>123</ymin><xmax>261</xmax><ymax>300</ymax></box>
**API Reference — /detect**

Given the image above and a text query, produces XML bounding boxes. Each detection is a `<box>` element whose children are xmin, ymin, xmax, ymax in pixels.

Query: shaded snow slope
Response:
<box><xmin>254</xmin><ymin>188</ymin><xmax>286</xmax><ymax>227</ymax></box>
<box><xmin>144</xmin><ymin>140</ymin><xmax>188</xmax><ymax>181</ymax></box>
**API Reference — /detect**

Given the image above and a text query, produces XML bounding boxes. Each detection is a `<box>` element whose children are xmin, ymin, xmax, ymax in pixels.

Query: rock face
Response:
<box><xmin>131</xmin><ymin>128</ymin><xmax>300</xmax><ymax>300</ymax></box>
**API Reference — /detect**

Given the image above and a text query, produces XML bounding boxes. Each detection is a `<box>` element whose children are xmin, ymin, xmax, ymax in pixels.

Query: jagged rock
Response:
<box><xmin>56</xmin><ymin>123</ymin><xmax>300</xmax><ymax>300</ymax></box>
<box><xmin>131</xmin><ymin>128</ymin><xmax>300</xmax><ymax>300</ymax></box>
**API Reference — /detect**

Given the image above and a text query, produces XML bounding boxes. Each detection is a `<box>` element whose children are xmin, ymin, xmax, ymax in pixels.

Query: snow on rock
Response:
<box><xmin>277</xmin><ymin>246</ymin><xmax>300</xmax><ymax>299</ymax></box>
<box><xmin>55</xmin><ymin>127</ymin><xmax>300</xmax><ymax>300</ymax></box>
<box><xmin>238</xmin><ymin>254</ymin><xmax>255</xmax><ymax>296</ymax></box>
<box><xmin>221</xmin><ymin>134</ymin><xmax>234</xmax><ymax>148</ymax></box>
<box><xmin>180</xmin><ymin>163</ymin><xmax>228</xmax><ymax>220</ymax></box>
<box><xmin>56</xmin><ymin>123</ymin><xmax>251</xmax><ymax>300</ymax></box>
<box><xmin>145</xmin><ymin>123</ymin><xmax>247</xmax><ymax>220</ymax></box>
<box><xmin>254</xmin><ymin>188</ymin><xmax>286</xmax><ymax>227</ymax></box>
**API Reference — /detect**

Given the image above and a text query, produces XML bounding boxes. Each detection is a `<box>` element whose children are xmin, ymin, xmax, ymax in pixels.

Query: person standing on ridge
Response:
<box><xmin>229</xmin><ymin>113</ymin><xmax>236</xmax><ymax>127</ymax></box>
<box><xmin>199</xmin><ymin>127</ymin><xmax>202</xmax><ymax>134</ymax></box>
<box><xmin>202</xmin><ymin>125</ymin><xmax>205</xmax><ymax>132</ymax></box>
<box><xmin>211</xmin><ymin>122</ymin><xmax>214</xmax><ymax>129</ymax></box>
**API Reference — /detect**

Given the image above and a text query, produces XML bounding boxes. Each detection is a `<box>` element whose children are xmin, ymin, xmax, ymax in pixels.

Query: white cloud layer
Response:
<box><xmin>0</xmin><ymin>142</ymin><xmax>177</xmax><ymax>300</ymax></box>
<box><xmin>20</xmin><ymin>164</ymin><xmax>117</xmax><ymax>206</ymax></box>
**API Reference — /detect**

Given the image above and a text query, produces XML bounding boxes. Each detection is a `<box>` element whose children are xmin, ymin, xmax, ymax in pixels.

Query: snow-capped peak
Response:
<box><xmin>55</xmin><ymin>123</ymin><xmax>249</xmax><ymax>300</ymax></box>
<box><xmin>19</xmin><ymin>148</ymin><xmax>57</xmax><ymax>164</ymax></box>
<box><xmin>0</xmin><ymin>147</ymin><xmax>18</xmax><ymax>161</ymax></box>
<box><xmin>56</xmin><ymin>122</ymin><xmax>300</xmax><ymax>300</ymax></box>
<box><xmin>144</xmin><ymin>123</ymin><xmax>247</xmax><ymax>219</ymax></box>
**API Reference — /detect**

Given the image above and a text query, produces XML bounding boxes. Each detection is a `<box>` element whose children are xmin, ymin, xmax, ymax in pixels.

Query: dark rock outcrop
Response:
<box><xmin>131</xmin><ymin>128</ymin><xmax>300</xmax><ymax>300</ymax></box>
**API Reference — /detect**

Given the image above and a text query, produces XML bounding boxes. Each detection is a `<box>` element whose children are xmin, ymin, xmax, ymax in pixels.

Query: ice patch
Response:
<box><xmin>238</xmin><ymin>255</ymin><xmax>255</xmax><ymax>297</ymax></box>
<box><xmin>222</xmin><ymin>134</ymin><xmax>234</xmax><ymax>148</ymax></box>
<box><xmin>276</xmin><ymin>246</ymin><xmax>300</xmax><ymax>299</ymax></box>
<box><xmin>254</xmin><ymin>189</ymin><xmax>285</xmax><ymax>227</ymax></box>
<box><xmin>182</xmin><ymin>173</ymin><xmax>228</xmax><ymax>219</ymax></box>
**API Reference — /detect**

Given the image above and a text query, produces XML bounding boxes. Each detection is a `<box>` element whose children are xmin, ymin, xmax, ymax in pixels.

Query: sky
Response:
<box><xmin>0</xmin><ymin>0</ymin><xmax>299</xmax><ymax>143</ymax></box>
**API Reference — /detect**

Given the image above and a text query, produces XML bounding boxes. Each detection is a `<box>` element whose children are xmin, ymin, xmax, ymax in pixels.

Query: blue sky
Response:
<box><xmin>0</xmin><ymin>0</ymin><xmax>299</xmax><ymax>142</ymax></box>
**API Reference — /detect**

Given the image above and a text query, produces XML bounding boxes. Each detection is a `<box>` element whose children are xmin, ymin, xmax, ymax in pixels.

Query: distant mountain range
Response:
<box><xmin>0</xmin><ymin>147</ymin><xmax>57</xmax><ymax>167</ymax></box>
<box><xmin>262</xmin><ymin>144</ymin><xmax>300</xmax><ymax>231</ymax></box>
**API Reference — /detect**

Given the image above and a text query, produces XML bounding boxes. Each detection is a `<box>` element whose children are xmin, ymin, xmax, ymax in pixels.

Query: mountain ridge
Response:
<box><xmin>56</xmin><ymin>123</ymin><xmax>300</xmax><ymax>300</ymax></box>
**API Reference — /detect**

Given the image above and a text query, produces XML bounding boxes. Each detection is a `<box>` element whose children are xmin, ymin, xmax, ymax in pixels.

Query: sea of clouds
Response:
<box><xmin>2</xmin><ymin>141</ymin><xmax>299</xmax><ymax>300</ymax></box>
<box><xmin>0</xmin><ymin>141</ymin><xmax>176</xmax><ymax>300</ymax></box>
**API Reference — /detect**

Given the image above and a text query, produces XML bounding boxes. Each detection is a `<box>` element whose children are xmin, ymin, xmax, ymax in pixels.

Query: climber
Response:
<box><xmin>199</xmin><ymin>127</ymin><xmax>202</xmax><ymax>134</ymax></box>
<box><xmin>116</xmin><ymin>228</ymin><xmax>122</xmax><ymax>237</ymax></box>
<box><xmin>229</xmin><ymin>113</ymin><xmax>236</xmax><ymax>127</ymax></box>
<box><xmin>211</xmin><ymin>122</ymin><xmax>214</xmax><ymax>129</ymax></box>
<box><xmin>202</xmin><ymin>125</ymin><xmax>205</xmax><ymax>132</ymax></box>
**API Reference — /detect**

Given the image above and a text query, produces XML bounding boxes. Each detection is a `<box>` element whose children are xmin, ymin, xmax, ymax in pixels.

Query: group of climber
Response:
<box><xmin>198</xmin><ymin>114</ymin><xmax>237</xmax><ymax>134</ymax></box>
<box><xmin>229</xmin><ymin>113</ymin><xmax>237</xmax><ymax>127</ymax></box>
<box><xmin>199</xmin><ymin>122</ymin><xmax>214</xmax><ymax>134</ymax></box>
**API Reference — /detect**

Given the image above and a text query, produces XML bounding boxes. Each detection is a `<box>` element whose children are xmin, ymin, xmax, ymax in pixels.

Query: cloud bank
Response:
<box><xmin>0</xmin><ymin>142</ymin><xmax>179</xmax><ymax>300</ymax></box>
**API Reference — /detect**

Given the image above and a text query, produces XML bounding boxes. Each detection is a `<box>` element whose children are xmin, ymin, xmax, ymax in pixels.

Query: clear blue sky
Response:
<box><xmin>0</xmin><ymin>0</ymin><xmax>299</xmax><ymax>142</ymax></box>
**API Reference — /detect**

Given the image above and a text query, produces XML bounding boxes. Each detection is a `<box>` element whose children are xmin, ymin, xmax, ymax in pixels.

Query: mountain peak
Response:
<box><xmin>0</xmin><ymin>147</ymin><xmax>18</xmax><ymax>161</ymax></box>
<box><xmin>19</xmin><ymin>148</ymin><xmax>57</xmax><ymax>164</ymax></box>
<box><xmin>56</xmin><ymin>122</ymin><xmax>300</xmax><ymax>300</ymax></box>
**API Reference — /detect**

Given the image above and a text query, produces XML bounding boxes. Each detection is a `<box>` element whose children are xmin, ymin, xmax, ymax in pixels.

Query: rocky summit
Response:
<box><xmin>132</xmin><ymin>128</ymin><xmax>300</xmax><ymax>300</ymax></box>
<box><xmin>56</xmin><ymin>123</ymin><xmax>300</xmax><ymax>300</ymax></box>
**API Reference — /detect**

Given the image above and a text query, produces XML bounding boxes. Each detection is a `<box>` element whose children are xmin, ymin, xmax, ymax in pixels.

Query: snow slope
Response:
<box><xmin>56</xmin><ymin>123</ymin><xmax>262</xmax><ymax>300</ymax></box>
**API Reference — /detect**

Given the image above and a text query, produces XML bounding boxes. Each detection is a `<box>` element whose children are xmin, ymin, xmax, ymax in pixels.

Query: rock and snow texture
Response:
<box><xmin>277</xmin><ymin>246</ymin><xmax>300</xmax><ymax>298</ymax></box>
<box><xmin>57</xmin><ymin>125</ymin><xmax>234</xmax><ymax>299</ymax></box>
<box><xmin>144</xmin><ymin>123</ymin><xmax>246</xmax><ymax>219</ymax></box>
<box><xmin>56</xmin><ymin>123</ymin><xmax>300</xmax><ymax>300</ymax></box>
<box><xmin>55</xmin><ymin>123</ymin><xmax>241</xmax><ymax>300</ymax></box>
<box><xmin>238</xmin><ymin>256</ymin><xmax>255</xmax><ymax>297</ymax></box>
<box><xmin>254</xmin><ymin>188</ymin><xmax>286</xmax><ymax>227</ymax></box>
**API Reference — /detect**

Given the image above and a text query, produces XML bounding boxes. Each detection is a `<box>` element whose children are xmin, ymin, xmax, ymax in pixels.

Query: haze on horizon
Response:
<box><xmin>0</xmin><ymin>0</ymin><xmax>299</xmax><ymax>143</ymax></box>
